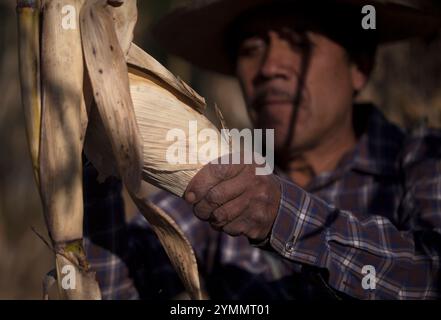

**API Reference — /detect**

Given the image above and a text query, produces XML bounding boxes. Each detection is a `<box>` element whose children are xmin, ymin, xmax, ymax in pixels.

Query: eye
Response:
<box><xmin>280</xmin><ymin>28</ymin><xmax>314</xmax><ymax>52</ymax></box>
<box><xmin>237</xmin><ymin>36</ymin><xmax>266</xmax><ymax>57</ymax></box>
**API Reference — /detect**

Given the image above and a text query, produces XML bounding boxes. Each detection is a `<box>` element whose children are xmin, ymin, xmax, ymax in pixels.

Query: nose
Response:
<box><xmin>258</xmin><ymin>31</ymin><xmax>295</xmax><ymax>80</ymax></box>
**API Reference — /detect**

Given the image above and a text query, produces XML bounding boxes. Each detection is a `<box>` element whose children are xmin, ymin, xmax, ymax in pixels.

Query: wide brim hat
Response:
<box><xmin>152</xmin><ymin>0</ymin><xmax>441</xmax><ymax>75</ymax></box>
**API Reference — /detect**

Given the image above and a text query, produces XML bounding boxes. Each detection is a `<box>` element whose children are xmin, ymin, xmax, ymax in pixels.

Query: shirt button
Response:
<box><xmin>285</xmin><ymin>242</ymin><xmax>295</xmax><ymax>253</ymax></box>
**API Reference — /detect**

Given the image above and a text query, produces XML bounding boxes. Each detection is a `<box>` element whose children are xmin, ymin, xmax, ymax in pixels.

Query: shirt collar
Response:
<box><xmin>276</xmin><ymin>104</ymin><xmax>405</xmax><ymax>191</ymax></box>
<box><xmin>349</xmin><ymin>104</ymin><xmax>404</xmax><ymax>177</ymax></box>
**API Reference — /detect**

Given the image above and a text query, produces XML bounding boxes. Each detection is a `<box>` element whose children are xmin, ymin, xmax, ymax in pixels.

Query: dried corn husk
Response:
<box><xmin>128</xmin><ymin>66</ymin><xmax>230</xmax><ymax>197</ymax></box>
<box><xmin>108</xmin><ymin>0</ymin><xmax>138</xmax><ymax>56</ymax></box>
<box><xmin>132</xmin><ymin>190</ymin><xmax>202</xmax><ymax>300</ymax></box>
<box><xmin>81</xmin><ymin>0</ymin><xmax>143</xmax><ymax>197</ymax></box>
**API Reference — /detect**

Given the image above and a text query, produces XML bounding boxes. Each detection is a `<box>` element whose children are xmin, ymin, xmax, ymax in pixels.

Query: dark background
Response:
<box><xmin>0</xmin><ymin>0</ymin><xmax>440</xmax><ymax>299</ymax></box>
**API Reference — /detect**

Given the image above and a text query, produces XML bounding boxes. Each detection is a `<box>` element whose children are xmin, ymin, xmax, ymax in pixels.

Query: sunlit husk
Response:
<box><xmin>129</xmin><ymin>68</ymin><xmax>230</xmax><ymax>197</ymax></box>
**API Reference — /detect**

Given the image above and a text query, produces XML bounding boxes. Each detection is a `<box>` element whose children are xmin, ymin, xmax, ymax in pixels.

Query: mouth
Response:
<box><xmin>254</xmin><ymin>97</ymin><xmax>309</xmax><ymax>129</ymax></box>
<box><xmin>253</xmin><ymin>87</ymin><xmax>307</xmax><ymax>110</ymax></box>
<box><xmin>259</xmin><ymin>97</ymin><xmax>308</xmax><ymax>114</ymax></box>
<box><xmin>260</xmin><ymin>97</ymin><xmax>293</xmax><ymax>106</ymax></box>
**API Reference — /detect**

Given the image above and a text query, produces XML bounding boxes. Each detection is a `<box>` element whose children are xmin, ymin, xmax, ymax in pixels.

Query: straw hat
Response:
<box><xmin>152</xmin><ymin>0</ymin><xmax>441</xmax><ymax>75</ymax></box>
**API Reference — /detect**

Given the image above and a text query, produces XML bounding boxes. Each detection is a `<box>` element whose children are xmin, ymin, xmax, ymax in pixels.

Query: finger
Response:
<box><xmin>193</xmin><ymin>199</ymin><xmax>217</xmax><ymax>221</ymax></box>
<box><xmin>210</xmin><ymin>193</ymin><xmax>250</xmax><ymax>228</ymax></box>
<box><xmin>221</xmin><ymin>217</ymin><xmax>251</xmax><ymax>237</ymax></box>
<box><xmin>193</xmin><ymin>171</ymin><xmax>250</xmax><ymax>219</ymax></box>
<box><xmin>185</xmin><ymin>163</ymin><xmax>245</xmax><ymax>204</ymax></box>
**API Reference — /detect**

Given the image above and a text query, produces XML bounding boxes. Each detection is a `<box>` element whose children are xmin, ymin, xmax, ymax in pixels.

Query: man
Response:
<box><xmin>83</xmin><ymin>0</ymin><xmax>441</xmax><ymax>299</ymax></box>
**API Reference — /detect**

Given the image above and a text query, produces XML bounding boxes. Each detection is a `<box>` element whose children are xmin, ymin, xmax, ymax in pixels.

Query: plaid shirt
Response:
<box><xmin>83</xmin><ymin>105</ymin><xmax>441</xmax><ymax>300</ymax></box>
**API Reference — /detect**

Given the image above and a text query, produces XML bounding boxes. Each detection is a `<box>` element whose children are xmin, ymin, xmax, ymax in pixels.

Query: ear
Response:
<box><xmin>351</xmin><ymin>63</ymin><xmax>368</xmax><ymax>92</ymax></box>
<box><xmin>350</xmin><ymin>51</ymin><xmax>375</xmax><ymax>92</ymax></box>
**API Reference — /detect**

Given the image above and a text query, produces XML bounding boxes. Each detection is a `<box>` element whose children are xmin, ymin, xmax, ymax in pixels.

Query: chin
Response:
<box><xmin>275</xmin><ymin>131</ymin><xmax>316</xmax><ymax>153</ymax></box>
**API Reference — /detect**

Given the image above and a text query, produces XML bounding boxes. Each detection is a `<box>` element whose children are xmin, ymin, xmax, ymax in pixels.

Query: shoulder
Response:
<box><xmin>398</xmin><ymin>126</ymin><xmax>441</xmax><ymax>190</ymax></box>
<box><xmin>401</xmin><ymin>126</ymin><xmax>441</xmax><ymax>167</ymax></box>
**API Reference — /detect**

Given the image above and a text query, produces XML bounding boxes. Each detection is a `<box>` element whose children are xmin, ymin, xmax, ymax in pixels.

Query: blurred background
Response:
<box><xmin>0</xmin><ymin>0</ymin><xmax>440</xmax><ymax>299</ymax></box>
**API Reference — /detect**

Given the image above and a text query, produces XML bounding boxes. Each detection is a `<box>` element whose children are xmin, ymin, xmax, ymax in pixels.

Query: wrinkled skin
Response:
<box><xmin>186</xmin><ymin>162</ymin><xmax>281</xmax><ymax>241</ymax></box>
<box><xmin>184</xmin><ymin>11</ymin><xmax>369</xmax><ymax>242</ymax></box>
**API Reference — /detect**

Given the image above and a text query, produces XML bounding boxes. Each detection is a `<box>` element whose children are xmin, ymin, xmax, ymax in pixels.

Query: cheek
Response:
<box><xmin>307</xmin><ymin>52</ymin><xmax>354</xmax><ymax>119</ymax></box>
<box><xmin>236</xmin><ymin>61</ymin><xmax>257</xmax><ymax>101</ymax></box>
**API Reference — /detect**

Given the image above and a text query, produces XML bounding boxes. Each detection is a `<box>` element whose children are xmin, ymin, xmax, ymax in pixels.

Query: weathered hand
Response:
<box><xmin>184</xmin><ymin>160</ymin><xmax>281</xmax><ymax>241</ymax></box>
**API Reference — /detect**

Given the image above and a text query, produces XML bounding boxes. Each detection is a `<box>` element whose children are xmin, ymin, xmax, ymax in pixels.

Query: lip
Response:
<box><xmin>262</xmin><ymin>98</ymin><xmax>292</xmax><ymax>104</ymax></box>
<box><xmin>261</xmin><ymin>99</ymin><xmax>308</xmax><ymax>111</ymax></box>
<box><xmin>259</xmin><ymin>98</ymin><xmax>294</xmax><ymax>107</ymax></box>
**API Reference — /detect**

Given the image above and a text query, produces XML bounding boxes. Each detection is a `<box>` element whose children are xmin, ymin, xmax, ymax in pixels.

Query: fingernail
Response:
<box><xmin>185</xmin><ymin>191</ymin><xmax>196</xmax><ymax>203</ymax></box>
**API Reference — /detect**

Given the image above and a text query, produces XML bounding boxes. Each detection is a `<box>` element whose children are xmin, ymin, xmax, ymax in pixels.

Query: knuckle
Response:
<box><xmin>254</xmin><ymin>187</ymin><xmax>269</xmax><ymax>202</ymax></box>
<box><xmin>194</xmin><ymin>201</ymin><xmax>211</xmax><ymax>220</ymax></box>
<box><xmin>206</xmin><ymin>187</ymin><xmax>223</xmax><ymax>205</ymax></box>
<box><xmin>248</xmin><ymin>229</ymin><xmax>261</xmax><ymax>240</ymax></box>
<box><xmin>223</xmin><ymin>225</ymin><xmax>241</xmax><ymax>237</ymax></box>
<box><xmin>241</xmin><ymin>195</ymin><xmax>252</xmax><ymax>212</ymax></box>
<box><xmin>213</xmin><ymin>206</ymin><xmax>228</xmax><ymax>222</ymax></box>
<box><xmin>210</xmin><ymin>164</ymin><xmax>229</xmax><ymax>180</ymax></box>
<box><xmin>212</xmin><ymin>209</ymin><xmax>226</xmax><ymax>223</ymax></box>
<box><xmin>236</xmin><ymin>223</ymin><xmax>247</xmax><ymax>235</ymax></box>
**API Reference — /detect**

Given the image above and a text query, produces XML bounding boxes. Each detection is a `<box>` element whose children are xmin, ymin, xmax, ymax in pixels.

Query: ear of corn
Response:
<box><xmin>128</xmin><ymin>68</ymin><xmax>230</xmax><ymax>197</ymax></box>
<box><xmin>127</xmin><ymin>43</ymin><xmax>230</xmax><ymax>196</ymax></box>
<box><xmin>127</xmin><ymin>44</ymin><xmax>206</xmax><ymax>114</ymax></box>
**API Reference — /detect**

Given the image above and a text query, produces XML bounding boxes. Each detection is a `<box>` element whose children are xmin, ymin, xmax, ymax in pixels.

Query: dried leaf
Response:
<box><xmin>80</xmin><ymin>0</ymin><xmax>143</xmax><ymax>197</ymax></box>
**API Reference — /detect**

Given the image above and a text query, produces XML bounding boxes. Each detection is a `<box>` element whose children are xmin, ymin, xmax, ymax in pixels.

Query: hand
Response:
<box><xmin>184</xmin><ymin>160</ymin><xmax>281</xmax><ymax>241</ymax></box>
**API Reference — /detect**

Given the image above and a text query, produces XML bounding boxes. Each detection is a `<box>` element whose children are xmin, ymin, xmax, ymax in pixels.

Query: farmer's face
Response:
<box><xmin>234</xmin><ymin>13</ymin><xmax>367</xmax><ymax>153</ymax></box>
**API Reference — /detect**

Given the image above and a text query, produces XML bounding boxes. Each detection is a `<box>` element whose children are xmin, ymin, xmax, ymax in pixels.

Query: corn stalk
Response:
<box><xmin>17</xmin><ymin>0</ymin><xmax>41</xmax><ymax>187</ymax></box>
<box><xmin>17</xmin><ymin>0</ymin><xmax>101</xmax><ymax>300</ymax></box>
<box><xmin>18</xmin><ymin>0</ymin><xmax>230</xmax><ymax>300</ymax></box>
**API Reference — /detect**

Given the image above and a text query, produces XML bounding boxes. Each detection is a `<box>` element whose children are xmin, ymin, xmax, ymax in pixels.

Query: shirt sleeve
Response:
<box><xmin>269</xmin><ymin>134</ymin><xmax>441</xmax><ymax>299</ymax></box>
